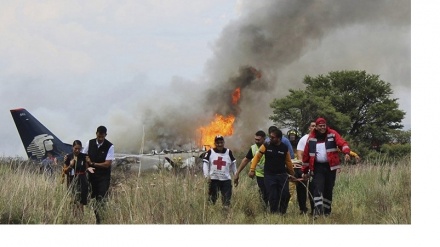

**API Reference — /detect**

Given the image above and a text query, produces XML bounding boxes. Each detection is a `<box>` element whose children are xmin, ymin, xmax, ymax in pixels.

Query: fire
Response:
<box><xmin>198</xmin><ymin>87</ymin><xmax>241</xmax><ymax>149</ymax></box>
<box><xmin>198</xmin><ymin>114</ymin><xmax>235</xmax><ymax>149</ymax></box>
<box><xmin>231</xmin><ymin>87</ymin><xmax>241</xmax><ymax>105</ymax></box>
<box><xmin>197</xmin><ymin>66</ymin><xmax>262</xmax><ymax>149</ymax></box>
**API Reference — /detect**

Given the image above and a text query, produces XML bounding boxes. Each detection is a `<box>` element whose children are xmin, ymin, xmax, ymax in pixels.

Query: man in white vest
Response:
<box><xmin>203</xmin><ymin>135</ymin><xmax>237</xmax><ymax>208</ymax></box>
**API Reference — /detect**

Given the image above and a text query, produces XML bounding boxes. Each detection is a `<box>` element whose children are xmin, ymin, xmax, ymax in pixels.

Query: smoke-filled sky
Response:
<box><xmin>1</xmin><ymin>0</ymin><xmax>411</xmax><ymax>158</ymax></box>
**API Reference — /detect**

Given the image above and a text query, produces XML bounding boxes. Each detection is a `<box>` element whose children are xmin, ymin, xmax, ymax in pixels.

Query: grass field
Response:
<box><xmin>0</xmin><ymin>154</ymin><xmax>410</xmax><ymax>225</ymax></box>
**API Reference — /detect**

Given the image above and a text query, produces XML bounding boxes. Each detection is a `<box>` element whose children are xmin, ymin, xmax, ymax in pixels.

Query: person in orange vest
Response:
<box><xmin>249</xmin><ymin>128</ymin><xmax>295</xmax><ymax>214</ymax></box>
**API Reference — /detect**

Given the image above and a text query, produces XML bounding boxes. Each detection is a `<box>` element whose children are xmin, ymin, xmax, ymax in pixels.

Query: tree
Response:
<box><xmin>269</xmin><ymin>70</ymin><xmax>406</xmax><ymax>147</ymax></box>
<box><xmin>388</xmin><ymin>129</ymin><xmax>411</xmax><ymax>144</ymax></box>
<box><xmin>270</xmin><ymin>90</ymin><xmax>350</xmax><ymax>136</ymax></box>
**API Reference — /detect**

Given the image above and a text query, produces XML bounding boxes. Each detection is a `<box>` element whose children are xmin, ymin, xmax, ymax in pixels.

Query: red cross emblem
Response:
<box><xmin>213</xmin><ymin>157</ymin><xmax>226</xmax><ymax>170</ymax></box>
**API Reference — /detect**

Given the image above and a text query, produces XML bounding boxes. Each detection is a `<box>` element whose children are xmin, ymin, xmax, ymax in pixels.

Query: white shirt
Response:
<box><xmin>82</xmin><ymin>139</ymin><xmax>115</xmax><ymax>161</ymax></box>
<box><xmin>298</xmin><ymin>134</ymin><xmax>329</xmax><ymax>162</ymax></box>
<box><xmin>315</xmin><ymin>142</ymin><xmax>329</xmax><ymax>163</ymax></box>
<box><xmin>297</xmin><ymin>134</ymin><xmax>309</xmax><ymax>152</ymax></box>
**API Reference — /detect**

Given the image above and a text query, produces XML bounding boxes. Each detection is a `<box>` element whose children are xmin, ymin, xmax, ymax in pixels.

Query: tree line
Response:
<box><xmin>269</xmin><ymin>70</ymin><xmax>410</xmax><ymax>160</ymax></box>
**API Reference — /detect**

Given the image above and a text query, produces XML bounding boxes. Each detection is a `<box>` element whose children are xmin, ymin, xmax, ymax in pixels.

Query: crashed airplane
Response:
<box><xmin>10</xmin><ymin>108</ymin><xmax>202</xmax><ymax>172</ymax></box>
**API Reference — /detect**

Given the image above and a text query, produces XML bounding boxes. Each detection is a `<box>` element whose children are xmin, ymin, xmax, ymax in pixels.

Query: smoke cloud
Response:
<box><xmin>0</xmin><ymin>0</ymin><xmax>410</xmax><ymax>157</ymax></box>
<box><xmin>131</xmin><ymin>0</ymin><xmax>410</xmax><ymax>153</ymax></box>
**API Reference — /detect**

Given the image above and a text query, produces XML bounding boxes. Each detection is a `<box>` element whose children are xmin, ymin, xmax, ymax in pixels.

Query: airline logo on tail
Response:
<box><xmin>10</xmin><ymin>108</ymin><xmax>72</xmax><ymax>160</ymax></box>
<box><xmin>26</xmin><ymin>134</ymin><xmax>55</xmax><ymax>159</ymax></box>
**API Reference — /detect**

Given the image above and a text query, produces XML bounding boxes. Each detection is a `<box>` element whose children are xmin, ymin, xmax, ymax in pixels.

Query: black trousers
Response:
<box><xmin>88</xmin><ymin>174</ymin><xmax>110</xmax><ymax>223</ymax></box>
<box><xmin>66</xmin><ymin>175</ymin><xmax>74</xmax><ymax>190</ymax></box>
<box><xmin>89</xmin><ymin>174</ymin><xmax>110</xmax><ymax>200</ymax></box>
<box><xmin>294</xmin><ymin>168</ymin><xmax>314</xmax><ymax>213</ymax></box>
<box><xmin>208</xmin><ymin>179</ymin><xmax>232</xmax><ymax>206</ymax></box>
<box><xmin>256</xmin><ymin>176</ymin><xmax>269</xmax><ymax>208</ymax></box>
<box><xmin>296</xmin><ymin>180</ymin><xmax>315</xmax><ymax>212</ymax></box>
<box><xmin>72</xmin><ymin>174</ymin><xmax>89</xmax><ymax>205</ymax></box>
<box><xmin>264</xmin><ymin>173</ymin><xmax>290</xmax><ymax>214</ymax></box>
<box><xmin>311</xmin><ymin>162</ymin><xmax>337</xmax><ymax>215</ymax></box>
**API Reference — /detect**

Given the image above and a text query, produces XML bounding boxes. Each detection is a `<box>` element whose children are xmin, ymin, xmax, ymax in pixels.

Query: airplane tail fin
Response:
<box><xmin>10</xmin><ymin>108</ymin><xmax>72</xmax><ymax>160</ymax></box>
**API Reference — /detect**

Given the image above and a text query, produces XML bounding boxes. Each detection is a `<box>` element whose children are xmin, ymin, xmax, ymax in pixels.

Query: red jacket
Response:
<box><xmin>301</xmin><ymin>127</ymin><xmax>350</xmax><ymax>173</ymax></box>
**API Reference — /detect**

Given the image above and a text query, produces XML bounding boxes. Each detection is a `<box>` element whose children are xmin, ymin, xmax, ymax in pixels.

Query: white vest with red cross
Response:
<box><xmin>205</xmin><ymin>149</ymin><xmax>234</xmax><ymax>181</ymax></box>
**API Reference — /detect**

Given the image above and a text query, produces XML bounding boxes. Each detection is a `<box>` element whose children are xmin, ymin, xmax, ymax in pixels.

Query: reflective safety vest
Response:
<box><xmin>251</xmin><ymin>144</ymin><xmax>265</xmax><ymax>177</ymax></box>
<box><xmin>302</xmin><ymin>128</ymin><xmax>350</xmax><ymax>173</ymax></box>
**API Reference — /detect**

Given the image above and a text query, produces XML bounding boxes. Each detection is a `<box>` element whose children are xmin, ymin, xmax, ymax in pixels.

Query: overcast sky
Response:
<box><xmin>1</xmin><ymin>0</ymin><xmax>438</xmax><ymax>242</ymax></box>
<box><xmin>1</xmin><ymin>0</ymin><xmax>412</xmax><ymax>158</ymax></box>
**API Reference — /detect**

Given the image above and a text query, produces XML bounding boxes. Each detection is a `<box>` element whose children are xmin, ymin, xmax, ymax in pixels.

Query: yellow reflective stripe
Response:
<box><xmin>251</xmin><ymin>144</ymin><xmax>265</xmax><ymax>177</ymax></box>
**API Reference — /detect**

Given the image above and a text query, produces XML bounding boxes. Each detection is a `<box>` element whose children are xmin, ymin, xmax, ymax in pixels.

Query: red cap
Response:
<box><xmin>315</xmin><ymin>117</ymin><xmax>326</xmax><ymax>125</ymax></box>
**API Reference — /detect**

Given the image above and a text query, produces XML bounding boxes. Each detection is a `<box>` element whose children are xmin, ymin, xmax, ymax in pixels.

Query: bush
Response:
<box><xmin>380</xmin><ymin>143</ymin><xmax>411</xmax><ymax>158</ymax></box>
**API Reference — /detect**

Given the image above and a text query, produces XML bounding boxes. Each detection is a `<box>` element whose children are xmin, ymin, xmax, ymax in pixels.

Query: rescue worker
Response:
<box><xmin>296</xmin><ymin>121</ymin><xmax>317</xmax><ymax>215</ymax></box>
<box><xmin>287</xmin><ymin>129</ymin><xmax>311</xmax><ymax>215</ymax></box>
<box><xmin>249</xmin><ymin>128</ymin><xmax>295</xmax><ymax>214</ymax></box>
<box><xmin>302</xmin><ymin>117</ymin><xmax>351</xmax><ymax>217</ymax></box>
<box><xmin>203</xmin><ymin>135</ymin><xmax>237</xmax><ymax>208</ymax></box>
<box><xmin>287</xmin><ymin>129</ymin><xmax>300</xmax><ymax>152</ymax></box>
<box><xmin>234</xmin><ymin>130</ymin><xmax>268</xmax><ymax>208</ymax></box>
<box><xmin>265</xmin><ymin>126</ymin><xmax>295</xmax><ymax>159</ymax></box>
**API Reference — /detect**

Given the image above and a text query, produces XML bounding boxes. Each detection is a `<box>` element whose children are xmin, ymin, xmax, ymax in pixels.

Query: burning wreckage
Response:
<box><xmin>116</xmin><ymin>66</ymin><xmax>263</xmax><ymax>174</ymax></box>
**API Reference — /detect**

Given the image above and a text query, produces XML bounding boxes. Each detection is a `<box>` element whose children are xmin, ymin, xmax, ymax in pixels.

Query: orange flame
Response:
<box><xmin>198</xmin><ymin>114</ymin><xmax>235</xmax><ymax>148</ymax></box>
<box><xmin>196</xmin><ymin>67</ymin><xmax>262</xmax><ymax>149</ymax></box>
<box><xmin>231</xmin><ymin>87</ymin><xmax>241</xmax><ymax>105</ymax></box>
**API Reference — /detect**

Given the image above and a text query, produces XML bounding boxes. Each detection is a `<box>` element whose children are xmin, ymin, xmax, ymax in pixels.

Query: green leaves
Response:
<box><xmin>270</xmin><ymin>70</ymin><xmax>406</xmax><ymax>147</ymax></box>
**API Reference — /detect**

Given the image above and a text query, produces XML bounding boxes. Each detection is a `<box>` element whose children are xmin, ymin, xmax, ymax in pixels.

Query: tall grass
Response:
<box><xmin>0</xmin><ymin>156</ymin><xmax>410</xmax><ymax>224</ymax></box>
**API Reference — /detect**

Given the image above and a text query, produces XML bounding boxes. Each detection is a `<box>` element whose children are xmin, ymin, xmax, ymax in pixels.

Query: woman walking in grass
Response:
<box><xmin>63</xmin><ymin>140</ymin><xmax>93</xmax><ymax>217</ymax></box>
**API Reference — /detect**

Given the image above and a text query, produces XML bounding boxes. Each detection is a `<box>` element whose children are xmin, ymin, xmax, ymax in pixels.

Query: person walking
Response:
<box><xmin>62</xmin><ymin>153</ymin><xmax>75</xmax><ymax>189</ymax></box>
<box><xmin>63</xmin><ymin>140</ymin><xmax>92</xmax><ymax>217</ymax></box>
<box><xmin>83</xmin><ymin>126</ymin><xmax>115</xmax><ymax>224</ymax></box>
<box><xmin>234</xmin><ymin>130</ymin><xmax>268</xmax><ymax>208</ymax></box>
<box><xmin>295</xmin><ymin>121</ymin><xmax>317</xmax><ymax>215</ymax></box>
<box><xmin>287</xmin><ymin>129</ymin><xmax>300</xmax><ymax>153</ymax></box>
<box><xmin>249</xmin><ymin>128</ymin><xmax>295</xmax><ymax>214</ymax></box>
<box><xmin>266</xmin><ymin>126</ymin><xmax>295</xmax><ymax>159</ymax></box>
<box><xmin>41</xmin><ymin>151</ymin><xmax>57</xmax><ymax>176</ymax></box>
<box><xmin>302</xmin><ymin>117</ymin><xmax>351</xmax><ymax>217</ymax></box>
<box><xmin>203</xmin><ymin>135</ymin><xmax>237</xmax><ymax>208</ymax></box>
